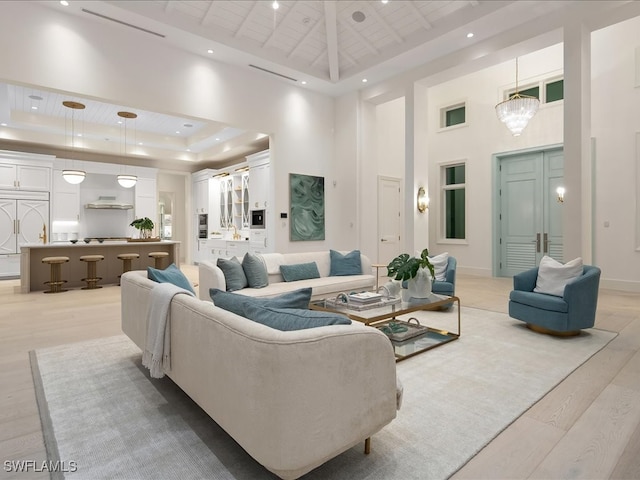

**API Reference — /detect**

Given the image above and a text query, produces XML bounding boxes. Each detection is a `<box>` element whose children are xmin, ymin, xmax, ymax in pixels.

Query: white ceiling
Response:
<box><xmin>3</xmin><ymin>0</ymin><xmax>638</xmax><ymax>169</ymax></box>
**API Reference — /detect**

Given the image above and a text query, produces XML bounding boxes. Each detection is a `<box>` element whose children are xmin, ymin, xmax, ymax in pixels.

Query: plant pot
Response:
<box><xmin>406</xmin><ymin>266</ymin><xmax>432</xmax><ymax>299</ymax></box>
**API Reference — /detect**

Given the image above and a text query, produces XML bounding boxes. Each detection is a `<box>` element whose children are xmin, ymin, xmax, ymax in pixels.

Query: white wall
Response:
<box><xmin>591</xmin><ymin>15</ymin><xmax>640</xmax><ymax>290</ymax></box>
<box><xmin>426</xmin><ymin>44</ymin><xmax>564</xmax><ymax>276</ymax></box>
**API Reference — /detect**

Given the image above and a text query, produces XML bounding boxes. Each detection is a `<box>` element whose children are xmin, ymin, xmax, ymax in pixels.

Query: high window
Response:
<box><xmin>440</xmin><ymin>103</ymin><xmax>466</xmax><ymax>128</ymax></box>
<box><xmin>442</xmin><ymin>164</ymin><xmax>466</xmax><ymax>240</ymax></box>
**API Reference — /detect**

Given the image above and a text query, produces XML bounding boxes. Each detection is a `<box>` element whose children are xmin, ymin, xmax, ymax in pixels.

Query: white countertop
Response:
<box><xmin>21</xmin><ymin>240</ymin><xmax>179</xmax><ymax>249</ymax></box>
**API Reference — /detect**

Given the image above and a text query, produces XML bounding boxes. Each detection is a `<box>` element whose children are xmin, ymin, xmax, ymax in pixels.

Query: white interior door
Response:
<box><xmin>377</xmin><ymin>176</ymin><xmax>402</xmax><ymax>265</ymax></box>
<box><xmin>499</xmin><ymin>148</ymin><xmax>563</xmax><ymax>276</ymax></box>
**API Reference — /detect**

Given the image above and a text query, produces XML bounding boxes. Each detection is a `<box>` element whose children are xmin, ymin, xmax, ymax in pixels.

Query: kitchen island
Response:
<box><xmin>20</xmin><ymin>240</ymin><xmax>180</xmax><ymax>293</ymax></box>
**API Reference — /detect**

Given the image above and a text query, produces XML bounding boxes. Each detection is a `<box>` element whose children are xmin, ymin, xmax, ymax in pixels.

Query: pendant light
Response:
<box><xmin>62</xmin><ymin>101</ymin><xmax>86</xmax><ymax>184</ymax></box>
<box><xmin>117</xmin><ymin>111</ymin><xmax>138</xmax><ymax>188</ymax></box>
<box><xmin>495</xmin><ymin>58</ymin><xmax>540</xmax><ymax>136</ymax></box>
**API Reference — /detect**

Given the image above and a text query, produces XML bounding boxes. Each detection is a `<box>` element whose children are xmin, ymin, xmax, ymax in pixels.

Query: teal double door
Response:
<box><xmin>498</xmin><ymin>148</ymin><xmax>564</xmax><ymax>277</ymax></box>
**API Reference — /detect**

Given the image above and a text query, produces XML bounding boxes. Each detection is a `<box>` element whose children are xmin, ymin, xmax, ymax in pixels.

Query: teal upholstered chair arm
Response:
<box><xmin>444</xmin><ymin>257</ymin><xmax>457</xmax><ymax>285</ymax></box>
<box><xmin>513</xmin><ymin>267</ymin><xmax>538</xmax><ymax>292</ymax></box>
<box><xmin>563</xmin><ymin>265</ymin><xmax>601</xmax><ymax>328</ymax></box>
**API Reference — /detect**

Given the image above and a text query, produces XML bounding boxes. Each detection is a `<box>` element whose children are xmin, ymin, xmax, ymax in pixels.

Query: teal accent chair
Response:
<box><xmin>508</xmin><ymin>265</ymin><xmax>601</xmax><ymax>335</ymax></box>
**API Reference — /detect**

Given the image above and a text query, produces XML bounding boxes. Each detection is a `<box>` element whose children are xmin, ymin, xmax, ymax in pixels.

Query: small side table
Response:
<box><xmin>372</xmin><ymin>264</ymin><xmax>387</xmax><ymax>291</ymax></box>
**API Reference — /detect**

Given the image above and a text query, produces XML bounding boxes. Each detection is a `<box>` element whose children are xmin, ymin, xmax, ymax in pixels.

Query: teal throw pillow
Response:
<box><xmin>330</xmin><ymin>249</ymin><xmax>362</xmax><ymax>276</ymax></box>
<box><xmin>242</xmin><ymin>252</ymin><xmax>269</xmax><ymax>288</ymax></box>
<box><xmin>147</xmin><ymin>263</ymin><xmax>195</xmax><ymax>294</ymax></box>
<box><xmin>209</xmin><ymin>287</ymin><xmax>312</xmax><ymax>317</ymax></box>
<box><xmin>243</xmin><ymin>304</ymin><xmax>351</xmax><ymax>331</ymax></box>
<box><xmin>280</xmin><ymin>262</ymin><xmax>320</xmax><ymax>282</ymax></box>
<box><xmin>217</xmin><ymin>256</ymin><xmax>248</xmax><ymax>292</ymax></box>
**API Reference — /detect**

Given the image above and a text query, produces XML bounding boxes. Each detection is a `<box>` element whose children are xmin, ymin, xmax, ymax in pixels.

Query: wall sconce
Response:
<box><xmin>556</xmin><ymin>186</ymin><xmax>565</xmax><ymax>203</ymax></box>
<box><xmin>417</xmin><ymin>187</ymin><xmax>428</xmax><ymax>212</ymax></box>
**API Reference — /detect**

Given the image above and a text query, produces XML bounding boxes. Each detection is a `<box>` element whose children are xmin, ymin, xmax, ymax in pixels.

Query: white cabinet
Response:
<box><xmin>194</xmin><ymin>179</ymin><xmax>209</xmax><ymax>214</ymax></box>
<box><xmin>250</xmin><ymin>229</ymin><xmax>268</xmax><ymax>254</ymax></box>
<box><xmin>0</xmin><ymin>163</ymin><xmax>50</xmax><ymax>191</ymax></box>
<box><xmin>0</xmin><ymin>195</ymin><xmax>49</xmax><ymax>277</ymax></box>
<box><xmin>227</xmin><ymin>241</ymin><xmax>249</xmax><ymax>259</ymax></box>
<box><xmin>249</xmin><ymin>163</ymin><xmax>269</xmax><ymax>210</ymax></box>
<box><xmin>52</xmin><ymin>170</ymin><xmax>80</xmax><ymax>222</ymax></box>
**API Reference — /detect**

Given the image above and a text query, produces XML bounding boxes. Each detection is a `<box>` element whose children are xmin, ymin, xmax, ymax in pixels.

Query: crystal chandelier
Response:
<box><xmin>62</xmin><ymin>101</ymin><xmax>86</xmax><ymax>184</ymax></box>
<box><xmin>117</xmin><ymin>111</ymin><xmax>138</xmax><ymax>188</ymax></box>
<box><xmin>495</xmin><ymin>58</ymin><xmax>539</xmax><ymax>136</ymax></box>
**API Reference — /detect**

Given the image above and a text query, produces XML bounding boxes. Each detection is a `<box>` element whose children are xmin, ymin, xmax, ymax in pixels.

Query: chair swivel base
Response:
<box><xmin>81</xmin><ymin>277</ymin><xmax>103</xmax><ymax>290</ymax></box>
<box><xmin>526</xmin><ymin>323</ymin><xmax>581</xmax><ymax>337</ymax></box>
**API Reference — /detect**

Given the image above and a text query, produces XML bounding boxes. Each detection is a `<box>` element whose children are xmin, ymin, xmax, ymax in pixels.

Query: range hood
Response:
<box><xmin>85</xmin><ymin>196</ymin><xmax>133</xmax><ymax>210</ymax></box>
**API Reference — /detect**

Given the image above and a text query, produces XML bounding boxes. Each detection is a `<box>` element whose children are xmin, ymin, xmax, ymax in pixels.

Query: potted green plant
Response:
<box><xmin>130</xmin><ymin>217</ymin><xmax>155</xmax><ymax>239</ymax></box>
<box><xmin>386</xmin><ymin>248</ymin><xmax>435</xmax><ymax>299</ymax></box>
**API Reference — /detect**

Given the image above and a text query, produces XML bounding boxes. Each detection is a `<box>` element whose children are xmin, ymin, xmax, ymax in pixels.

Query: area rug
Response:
<box><xmin>30</xmin><ymin>307</ymin><xmax>616</xmax><ymax>480</ymax></box>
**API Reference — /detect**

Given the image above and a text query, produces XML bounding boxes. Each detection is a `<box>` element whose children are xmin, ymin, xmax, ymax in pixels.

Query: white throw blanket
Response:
<box><xmin>142</xmin><ymin>282</ymin><xmax>194</xmax><ymax>379</ymax></box>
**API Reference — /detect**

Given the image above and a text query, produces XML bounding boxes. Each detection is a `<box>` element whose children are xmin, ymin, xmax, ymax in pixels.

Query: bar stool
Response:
<box><xmin>41</xmin><ymin>256</ymin><xmax>69</xmax><ymax>293</ymax></box>
<box><xmin>117</xmin><ymin>253</ymin><xmax>139</xmax><ymax>285</ymax></box>
<box><xmin>79</xmin><ymin>254</ymin><xmax>104</xmax><ymax>289</ymax></box>
<box><xmin>148</xmin><ymin>251</ymin><xmax>169</xmax><ymax>269</ymax></box>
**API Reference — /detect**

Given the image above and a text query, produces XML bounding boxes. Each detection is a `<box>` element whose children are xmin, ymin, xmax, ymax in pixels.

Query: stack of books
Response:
<box><xmin>348</xmin><ymin>292</ymin><xmax>383</xmax><ymax>305</ymax></box>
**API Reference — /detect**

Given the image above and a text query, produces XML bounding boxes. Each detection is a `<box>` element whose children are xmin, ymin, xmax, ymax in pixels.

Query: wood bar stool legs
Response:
<box><xmin>148</xmin><ymin>251</ymin><xmax>169</xmax><ymax>269</ymax></box>
<box><xmin>80</xmin><ymin>255</ymin><xmax>105</xmax><ymax>289</ymax></box>
<box><xmin>117</xmin><ymin>253</ymin><xmax>140</xmax><ymax>285</ymax></box>
<box><xmin>42</xmin><ymin>256</ymin><xmax>69</xmax><ymax>293</ymax></box>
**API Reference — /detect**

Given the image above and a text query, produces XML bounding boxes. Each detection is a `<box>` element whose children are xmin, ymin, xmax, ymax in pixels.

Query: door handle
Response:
<box><xmin>533</xmin><ymin>233</ymin><xmax>540</xmax><ymax>253</ymax></box>
<box><xmin>381</xmin><ymin>238</ymin><xmax>388</xmax><ymax>242</ymax></box>
<box><xmin>16</xmin><ymin>219</ymin><xmax>20</xmax><ymax>235</ymax></box>
<box><xmin>543</xmin><ymin>233</ymin><xmax>549</xmax><ymax>254</ymax></box>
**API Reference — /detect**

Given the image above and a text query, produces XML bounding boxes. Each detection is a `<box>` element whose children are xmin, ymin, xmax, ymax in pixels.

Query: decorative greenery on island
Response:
<box><xmin>386</xmin><ymin>248</ymin><xmax>435</xmax><ymax>281</ymax></box>
<box><xmin>130</xmin><ymin>217</ymin><xmax>155</xmax><ymax>239</ymax></box>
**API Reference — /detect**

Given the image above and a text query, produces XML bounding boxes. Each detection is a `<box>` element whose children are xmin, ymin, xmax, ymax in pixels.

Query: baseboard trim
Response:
<box><xmin>600</xmin><ymin>278</ymin><xmax>640</xmax><ymax>293</ymax></box>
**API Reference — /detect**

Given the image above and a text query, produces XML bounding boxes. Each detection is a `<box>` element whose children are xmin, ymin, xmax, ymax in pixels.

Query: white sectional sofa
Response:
<box><xmin>198</xmin><ymin>250</ymin><xmax>375</xmax><ymax>301</ymax></box>
<box><xmin>120</xmin><ymin>270</ymin><xmax>398</xmax><ymax>479</ymax></box>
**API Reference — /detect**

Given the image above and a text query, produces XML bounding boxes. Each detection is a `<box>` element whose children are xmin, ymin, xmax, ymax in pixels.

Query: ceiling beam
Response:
<box><xmin>324</xmin><ymin>1</ymin><xmax>340</xmax><ymax>82</ymax></box>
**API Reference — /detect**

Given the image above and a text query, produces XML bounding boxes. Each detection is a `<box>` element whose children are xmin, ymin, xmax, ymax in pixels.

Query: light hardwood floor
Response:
<box><xmin>0</xmin><ymin>267</ymin><xmax>638</xmax><ymax>479</ymax></box>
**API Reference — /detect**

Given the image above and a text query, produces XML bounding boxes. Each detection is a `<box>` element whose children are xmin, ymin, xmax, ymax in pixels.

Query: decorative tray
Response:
<box><xmin>376</xmin><ymin>319</ymin><xmax>429</xmax><ymax>342</ymax></box>
<box><xmin>323</xmin><ymin>294</ymin><xmax>401</xmax><ymax>311</ymax></box>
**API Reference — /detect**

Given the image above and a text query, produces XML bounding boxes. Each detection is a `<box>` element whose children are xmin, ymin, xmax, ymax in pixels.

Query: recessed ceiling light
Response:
<box><xmin>0</xmin><ymin>123</ymin><xmax>7</xmax><ymax>127</ymax></box>
<box><xmin>117</xmin><ymin>120</ymin><xmax>123</xmax><ymax>124</ymax></box>
<box><xmin>381</xmin><ymin>0</ymin><xmax>389</xmax><ymax>4</ymax></box>
<box><xmin>175</xmin><ymin>130</ymin><xmax>180</xmax><ymax>134</ymax></box>
<box><xmin>362</xmin><ymin>78</ymin><xmax>368</xmax><ymax>83</ymax></box>
<box><xmin>215</xmin><ymin>138</ymin><xmax>220</xmax><ymax>141</ymax></box>
<box><xmin>467</xmin><ymin>32</ymin><xmax>474</xmax><ymax>38</ymax></box>
<box><xmin>186</xmin><ymin>148</ymin><xmax>191</xmax><ymax>152</ymax></box>
<box><xmin>60</xmin><ymin>0</ymin><xmax>69</xmax><ymax>6</ymax></box>
<box><xmin>301</xmin><ymin>81</ymin><xmax>307</xmax><ymax>85</ymax></box>
<box><xmin>272</xmin><ymin>1</ymin><xmax>279</xmax><ymax>10</ymax></box>
<box><xmin>207</xmin><ymin>49</ymin><xmax>214</xmax><ymax>54</ymax></box>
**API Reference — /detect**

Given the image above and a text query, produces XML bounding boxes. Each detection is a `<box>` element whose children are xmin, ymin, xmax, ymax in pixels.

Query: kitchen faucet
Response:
<box><xmin>38</xmin><ymin>223</ymin><xmax>47</xmax><ymax>244</ymax></box>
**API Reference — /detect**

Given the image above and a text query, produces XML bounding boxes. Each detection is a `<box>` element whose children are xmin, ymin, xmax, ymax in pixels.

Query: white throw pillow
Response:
<box><xmin>533</xmin><ymin>256</ymin><xmax>584</xmax><ymax>297</ymax></box>
<box><xmin>428</xmin><ymin>252</ymin><xmax>449</xmax><ymax>282</ymax></box>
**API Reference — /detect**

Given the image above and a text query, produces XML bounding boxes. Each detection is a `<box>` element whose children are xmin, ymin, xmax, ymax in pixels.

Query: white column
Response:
<box><xmin>404</xmin><ymin>85</ymin><xmax>416</xmax><ymax>254</ymax></box>
<box><xmin>563</xmin><ymin>20</ymin><xmax>592</xmax><ymax>263</ymax></box>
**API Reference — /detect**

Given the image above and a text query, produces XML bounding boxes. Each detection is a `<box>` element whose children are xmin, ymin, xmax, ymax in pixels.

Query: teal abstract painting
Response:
<box><xmin>290</xmin><ymin>173</ymin><xmax>325</xmax><ymax>241</ymax></box>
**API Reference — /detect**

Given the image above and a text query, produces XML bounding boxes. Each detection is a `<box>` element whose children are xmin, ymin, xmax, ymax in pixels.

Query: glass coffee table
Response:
<box><xmin>310</xmin><ymin>293</ymin><xmax>460</xmax><ymax>361</ymax></box>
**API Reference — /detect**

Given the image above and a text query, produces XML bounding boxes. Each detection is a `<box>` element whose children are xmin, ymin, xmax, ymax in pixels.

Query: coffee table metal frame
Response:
<box><xmin>310</xmin><ymin>294</ymin><xmax>461</xmax><ymax>361</ymax></box>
